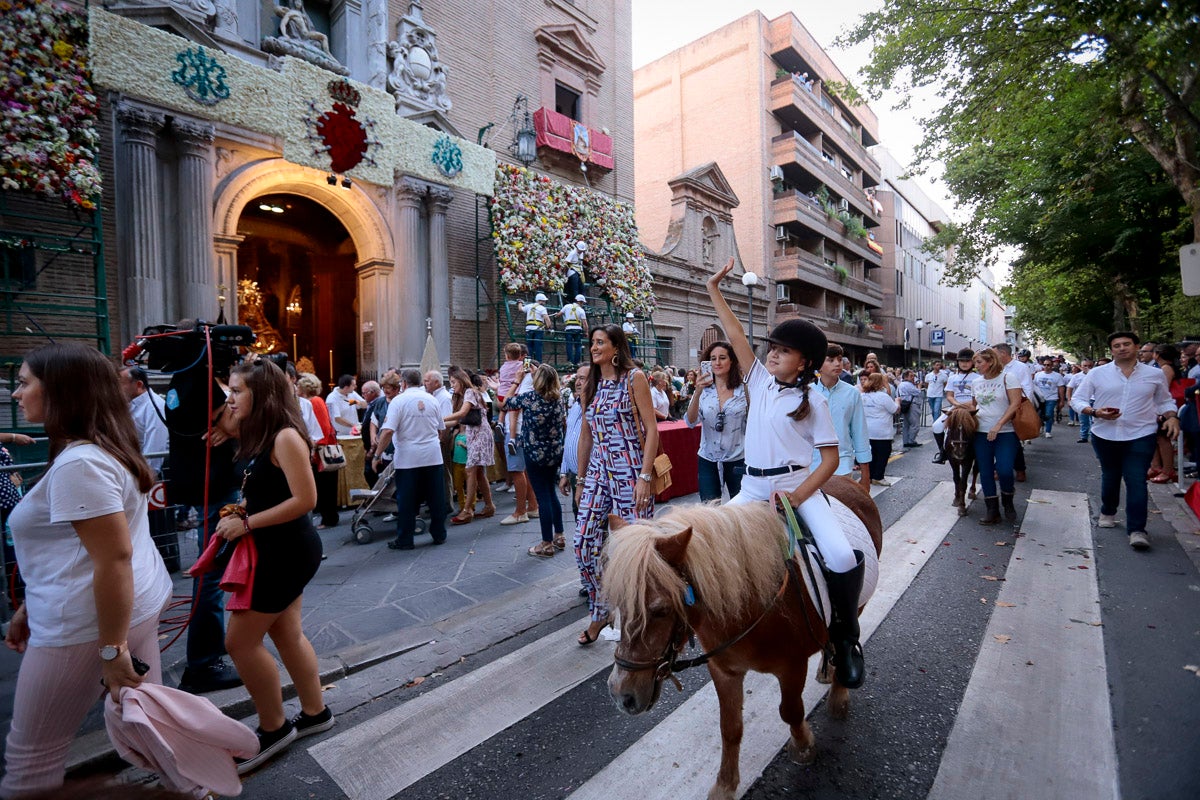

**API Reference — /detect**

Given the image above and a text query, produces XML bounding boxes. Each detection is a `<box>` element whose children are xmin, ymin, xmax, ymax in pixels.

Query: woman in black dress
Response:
<box><xmin>215</xmin><ymin>359</ymin><xmax>332</xmax><ymax>773</ymax></box>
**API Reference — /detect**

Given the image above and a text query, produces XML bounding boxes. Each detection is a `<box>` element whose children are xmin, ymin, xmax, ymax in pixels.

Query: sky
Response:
<box><xmin>629</xmin><ymin>0</ymin><xmax>955</xmax><ymax>220</ymax></box>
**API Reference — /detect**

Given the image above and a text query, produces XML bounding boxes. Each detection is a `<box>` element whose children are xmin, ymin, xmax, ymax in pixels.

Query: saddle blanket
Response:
<box><xmin>794</xmin><ymin>494</ymin><xmax>880</xmax><ymax>628</ymax></box>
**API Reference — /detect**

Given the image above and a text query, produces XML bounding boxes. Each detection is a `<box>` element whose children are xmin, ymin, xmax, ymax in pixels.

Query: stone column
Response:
<box><xmin>213</xmin><ymin>233</ymin><xmax>244</xmax><ymax>322</ymax></box>
<box><xmin>116</xmin><ymin>103</ymin><xmax>166</xmax><ymax>343</ymax></box>
<box><xmin>427</xmin><ymin>185</ymin><xmax>453</xmax><ymax>368</ymax></box>
<box><xmin>174</xmin><ymin>120</ymin><xmax>218</xmax><ymax>322</ymax></box>
<box><xmin>364</xmin><ymin>0</ymin><xmax>389</xmax><ymax>90</ymax></box>
<box><xmin>395</xmin><ymin>176</ymin><xmax>427</xmax><ymax>367</ymax></box>
<box><xmin>355</xmin><ymin>258</ymin><xmax>395</xmax><ymax>375</ymax></box>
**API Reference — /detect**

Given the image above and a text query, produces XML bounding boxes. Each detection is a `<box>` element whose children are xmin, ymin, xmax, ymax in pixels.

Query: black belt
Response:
<box><xmin>746</xmin><ymin>464</ymin><xmax>805</xmax><ymax>477</ymax></box>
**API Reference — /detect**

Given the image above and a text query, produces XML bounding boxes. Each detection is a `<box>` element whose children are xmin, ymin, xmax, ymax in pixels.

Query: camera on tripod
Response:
<box><xmin>125</xmin><ymin>321</ymin><xmax>256</xmax><ymax>375</ymax></box>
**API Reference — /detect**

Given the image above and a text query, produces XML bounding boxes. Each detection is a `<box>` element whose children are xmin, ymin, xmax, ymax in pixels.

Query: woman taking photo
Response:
<box><xmin>444</xmin><ymin>367</ymin><xmax>496</xmax><ymax>524</ymax></box>
<box><xmin>971</xmin><ymin>348</ymin><xmax>1024</xmax><ymax>524</ymax></box>
<box><xmin>296</xmin><ymin>373</ymin><xmax>339</xmax><ymax>529</ymax></box>
<box><xmin>860</xmin><ymin>373</ymin><xmax>900</xmax><ymax>487</ymax></box>
<box><xmin>685</xmin><ymin>340</ymin><xmax>748</xmax><ymax>502</ymax></box>
<box><xmin>707</xmin><ymin>259</ymin><xmax>867</xmax><ymax>689</ymax></box>
<box><xmin>217</xmin><ymin>359</ymin><xmax>331</xmax><ymax>773</ymax></box>
<box><xmin>3</xmin><ymin>343</ymin><xmax>173</xmax><ymax>795</ymax></box>
<box><xmin>504</xmin><ymin>364</ymin><xmax>566</xmax><ymax>557</ymax></box>
<box><xmin>575</xmin><ymin>325</ymin><xmax>658</xmax><ymax>645</ymax></box>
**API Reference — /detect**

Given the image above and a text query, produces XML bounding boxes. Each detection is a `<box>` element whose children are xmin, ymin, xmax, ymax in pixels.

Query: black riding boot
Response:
<box><xmin>1001</xmin><ymin>492</ymin><xmax>1017</xmax><ymax>522</ymax></box>
<box><xmin>980</xmin><ymin>496</ymin><xmax>1001</xmax><ymax>525</ymax></box>
<box><xmin>826</xmin><ymin>551</ymin><xmax>866</xmax><ymax>689</ymax></box>
<box><xmin>932</xmin><ymin>432</ymin><xmax>947</xmax><ymax>464</ymax></box>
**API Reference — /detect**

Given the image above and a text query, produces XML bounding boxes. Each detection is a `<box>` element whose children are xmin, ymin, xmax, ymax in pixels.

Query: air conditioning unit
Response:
<box><xmin>775</xmin><ymin>225</ymin><xmax>789</xmax><ymax>242</ymax></box>
<box><xmin>769</xmin><ymin>165</ymin><xmax>785</xmax><ymax>183</ymax></box>
<box><xmin>837</xmin><ymin>198</ymin><xmax>849</xmax><ymax>211</ymax></box>
<box><xmin>776</xmin><ymin>283</ymin><xmax>792</xmax><ymax>302</ymax></box>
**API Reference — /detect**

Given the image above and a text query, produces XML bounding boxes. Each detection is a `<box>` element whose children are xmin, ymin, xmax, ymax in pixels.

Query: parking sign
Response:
<box><xmin>930</xmin><ymin>329</ymin><xmax>945</xmax><ymax>346</ymax></box>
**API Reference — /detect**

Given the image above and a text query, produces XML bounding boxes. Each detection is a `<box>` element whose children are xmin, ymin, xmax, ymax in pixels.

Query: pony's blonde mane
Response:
<box><xmin>604</xmin><ymin>503</ymin><xmax>788</xmax><ymax>641</ymax></box>
<box><xmin>947</xmin><ymin>405</ymin><xmax>979</xmax><ymax>436</ymax></box>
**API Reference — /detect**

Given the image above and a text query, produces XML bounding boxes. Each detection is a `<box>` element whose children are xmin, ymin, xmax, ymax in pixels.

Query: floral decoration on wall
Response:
<box><xmin>0</xmin><ymin>0</ymin><xmax>102</xmax><ymax>209</ymax></box>
<box><xmin>491</xmin><ymin>164</ymin><xmax>655</xmax><ymax>315</ymax></box>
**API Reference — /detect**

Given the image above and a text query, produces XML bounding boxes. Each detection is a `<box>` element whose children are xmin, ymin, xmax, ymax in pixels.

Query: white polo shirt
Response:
<box><xmin>1003</xmin><ymin>359</ymin><xmax>1034</xmax><ymax>400</ymax></box>
<box><xmin>743</xmin><ymin>361</ymin><xmax>838</xmax><ymax>471</ymax></box>
<box><xmin>1069</xmin><ymin>361</ymin><xmax>1176</xmax><ymax>441</ymax></box>
<box><xmin>325</xmin><ymin>389</ymin><xmax>364</xmax><ymax>435</ymax></box>
<box><xmin>382</xmin><ymin>388</ymin><xmax>445</xmax><ymax>468</ymax></box>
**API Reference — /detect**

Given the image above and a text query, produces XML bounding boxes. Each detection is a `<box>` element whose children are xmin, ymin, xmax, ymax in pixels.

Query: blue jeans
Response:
<box><xmin>186</xmin><ymin>488</ymin><xmax>238</xmax><ymax>669</ymax></box>
<box><xmin>526</xmin><ymin>462</ymin><xmax>563</xmax><ymax>543</ymax></box>
<box><xmin>526</xmin><ymin>328</ymin><xmax>543</xmax><ymax>362</ymax></box>
<box><xmin>1040</xmin><ymin>400</ymin><xmax>1058</xmax><ymax>433</ymax></box>
<box><xmin>1079</xmin><ymin>409</ymin><xmax>1092</xmax><ymax>440</ymax></box>
<box><xmin>974</xmin><ymin>431</ymin><xmax>1018</xmax><ymax>497</ymax></box>
<box><xmin>697</xmin><ymin>456</ymin><xmax>745</xmax><ymax>502</ymax></box>
<box><xmin>1091</xmin><ymin>433</ymin><xmax>1156</xmax><ymax>532</ymax></box>
<box><xmin>564</xmin><ymin>329</ymin><xmax>583</xmax><ymax>364</ymax></box>
<box><xmin>394</xmin><ymin>464</ymin><xmax>447</xmax><ymax>547</ymax></box>
<box><xmin>927</xmin><ymin>396</ymin><xmax>943</xmax><ymax>422</ymax></box>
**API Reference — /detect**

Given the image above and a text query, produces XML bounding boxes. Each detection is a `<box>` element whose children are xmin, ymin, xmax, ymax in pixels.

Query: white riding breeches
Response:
<box><xmin>932</xmin><ymin>413</ymin><xmax>948</xmax><ymax>435</ymax></box>
<box><xmin>729</xmin><ymin>471</ymin><xmax>858</xmax><ymax>573</ymax></box>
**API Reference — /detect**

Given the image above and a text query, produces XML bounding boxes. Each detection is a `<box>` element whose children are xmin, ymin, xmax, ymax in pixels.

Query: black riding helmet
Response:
<box><xmin>956</xmin><ymin>347</ymin><xmax>975</xmax><ymax>365</ymax></box>
<box><xmin>765</xmin><ymin>319</ymin><xmax>828</xmax><ymax>373</ymax></box>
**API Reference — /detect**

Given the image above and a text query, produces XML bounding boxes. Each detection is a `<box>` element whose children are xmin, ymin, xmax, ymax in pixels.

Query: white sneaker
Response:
<box><xmin>1098</xmin><ymin>514</ymin><xmax>1118</xmax><ymax>528</ymax></box>
<box><xmin>1129</xmin><ymin>531</ymin><xmax>1150</xmax><ymax>550</ymax></box>
<box><xmin>1043</xmin><ymin>431</ymin><xmax>1053</xmax><ymax>439</ymax></box>
<box><xmin>506</xmin><ymin>485</ymin><xmax>517</xmax><ymax>494</ymax></box>
<box><xmin>499</xmin><ymin>513</ymin><xmax>529</xmax><ymax>525</ymax></box>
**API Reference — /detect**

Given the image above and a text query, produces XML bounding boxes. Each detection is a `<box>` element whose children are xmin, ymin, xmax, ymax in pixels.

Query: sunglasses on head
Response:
<box><xmin>714</xmin><ymin>410</ymin><xmax>726</xmax><ymax>432</ymax></box>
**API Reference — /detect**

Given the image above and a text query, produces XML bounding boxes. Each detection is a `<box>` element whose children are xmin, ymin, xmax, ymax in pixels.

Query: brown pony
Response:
<box><xmin>945</xmin><ymin>406</ymin><xmax>980</xmax><ymax>515</ymax></box>
<box><xmin>604</xmin><ymin>476</ymin><xmax>883</xmax><ymax>800</ymax></box>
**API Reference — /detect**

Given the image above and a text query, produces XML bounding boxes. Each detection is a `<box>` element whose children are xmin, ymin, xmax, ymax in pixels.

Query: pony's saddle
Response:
<box><xmin>786</xmin><ymin>494</ymin><xmax>880</xmax><ymax>629</ymax></box>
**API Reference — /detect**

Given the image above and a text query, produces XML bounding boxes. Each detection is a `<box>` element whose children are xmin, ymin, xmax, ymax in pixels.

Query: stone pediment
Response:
<box><xmin>535</xmin><ymin>23</ymin><xmax>605</xmax><ymax>75</ymax></box>
<box><xmin>406</xmin><ymin>108</ymin><xmax>462</xmax><ymax>139</ymax></box>
<box><xmin>105</xmin><ymin>3</ymin><xmax>225</xmax><ymax>51</ymax></box>
<box><xmin>667</xmin><ymin>162</ymin><xmax>739</xmax><ymax>212</ymax></box>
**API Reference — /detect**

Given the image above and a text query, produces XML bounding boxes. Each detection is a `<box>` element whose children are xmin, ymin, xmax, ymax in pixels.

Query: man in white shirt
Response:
<box><xmin>1032</xmin><ymin>360</ymin><xmax>1067</xmax><ymax>438</ymax></box>
<box><xmin>120</xmin><ymin>366</ymin><xmax>168</xmax><ymax>476</ymax></box>
<box><xmin>424</xmin><ymin>370</ymin><xmax>456</xmax><ymax>510</ymax></box>
<box><xmin>326</xmin><ymin>374</ymin><xmax>366</xmax><ymax>436</ymax></box>
<box><xmin>623</xmin><ymin>312</ymin><xmax>640</xmax><ymax>359</ymax></box>
<box><xmin>1066</xmin><ymin>360</ymin><xmax>1094</xmax><ymax>442</ymax></box>
<box><xmin>556</xmin><ymin>294</ymin><xmax>588</xmax><ymax>365</ymax></box>
<box><xmin>518</xmin><ymin>292</ymin><xmax>552</xmax><ymax>362</ymax></box>
<box><xmin>924</xmin><ymin>360</ymin><xmax>948</xmax><ymax>421</ymax></box>
<box><xmin>373</xmin><ymin>369</ymin><xmax>447</xmax><ymax>550</ymax></box>
<box><xmin>1070</xmin><ymin>331</ymin><xmax>1179</xmax><ymax>550</ymax></box>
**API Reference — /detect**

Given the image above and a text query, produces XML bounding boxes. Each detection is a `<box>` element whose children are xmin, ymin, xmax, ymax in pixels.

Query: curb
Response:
<box><xmin>66</xmin><ymin>569</ymin><xmax>587</xmax><ymax>776</ymax></box>
<box><xmin>1149</xmin><ymin>481</ymin><xmax>1200</xmax><ymax>575</ymax></box>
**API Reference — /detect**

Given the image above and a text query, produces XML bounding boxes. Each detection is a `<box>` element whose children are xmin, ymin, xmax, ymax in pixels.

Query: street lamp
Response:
<box><xmin>742</xmin><ymin>271</ymin><xmax>759</xmax><ymax>351</ymax></box>
<box><xmin>915</xmin><ymin>318</ymin><xmax>925</xmax><ymax>426</ymax></box>
<box><xmin>510</xmin><ymin>95</ymin><xmax>537</xmax><ymax>166</ymax></box>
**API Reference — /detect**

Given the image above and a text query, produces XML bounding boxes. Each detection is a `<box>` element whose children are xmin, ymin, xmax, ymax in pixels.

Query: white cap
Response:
<box><xmin>575</xmin><ymin>294</ymin><xmax>586</xmax><ymax>303</ymax></box>
<box><xmin>535</xmin><ymin>292</ymin><xmax>548</xmax><ymax>302</ymax></box>
<box><xmin>626</xmin><ymin>312</ymin><xmax>635</xmax><ymax>319</ymax></box>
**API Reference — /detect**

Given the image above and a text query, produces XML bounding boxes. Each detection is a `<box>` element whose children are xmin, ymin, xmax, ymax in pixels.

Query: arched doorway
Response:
<box><xmin>235</xmin><ymin>194</ymin><xmax>357</xmax><ymax>383</ymax></box>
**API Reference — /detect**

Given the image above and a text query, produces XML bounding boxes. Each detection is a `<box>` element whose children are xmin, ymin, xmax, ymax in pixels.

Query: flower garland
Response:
<box><xmin>491</xmin><ymin>164</ymin><xmax>655</xmax><ymax>315</ymax></box>
<box><xmin>0</xmin><ymin>0</ymin><xmax>101</xmax><ymax>209</ymax></box>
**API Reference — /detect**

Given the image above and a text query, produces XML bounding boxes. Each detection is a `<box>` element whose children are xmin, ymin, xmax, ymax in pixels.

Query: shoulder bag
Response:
<box><xmin>313</xmin><ymin>404</ymin><xmax>347</xmax><ymax>471</ymax></box>
<box><xmin>628</xmin><ymin>373</ymin><xmax>673</xmax><ymax>495</ymax></box>
<box><xmin>1012</xmin><ymin>397</ymin><xmax>1041</xmax><ymax>441</ymax></box>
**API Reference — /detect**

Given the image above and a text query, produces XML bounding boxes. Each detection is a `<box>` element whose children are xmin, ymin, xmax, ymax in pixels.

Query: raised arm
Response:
<box><xmin>705</xmin><ymin>258</ymin><xmax>756</xmax><ymax>376</ymax></box>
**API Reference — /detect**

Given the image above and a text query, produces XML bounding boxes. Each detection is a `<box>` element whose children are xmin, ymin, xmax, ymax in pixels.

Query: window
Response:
<box><xmin>959</xmin><ymin>302</ymin><xmax>965</xmax><ymax>320</ymax></box>
<box><xmin>556</xmin><ymin>82</ymin><xmax>581</xmax><ymax>121</ymax></box>
<box><xmin>897</xmin><ymin>270</ymin><xmax>904</xmax><ymax>297</ymax></box>
<box><xmin>1</xmin><ymin>244</ymin><xmax>36</xmax><ymax>287</ymax></box>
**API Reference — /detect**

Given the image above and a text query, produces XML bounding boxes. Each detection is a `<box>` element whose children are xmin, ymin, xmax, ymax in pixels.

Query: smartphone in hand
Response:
<box><xmin>700</xmin><ymin>361</ymin><xmax>712</xmax><ymax>377</ymax></box>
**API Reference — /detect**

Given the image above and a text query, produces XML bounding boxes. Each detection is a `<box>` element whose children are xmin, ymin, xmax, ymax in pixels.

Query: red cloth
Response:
<box><xmin>1186</xmin><ymin>481</ymin><xmax>1200</xmax><ymax>523</ymax></box>
<box><xmin>655</xmin><ymin>420</ymin><xmax>700</xmax><ymax>501</ymax></box>
<box><xmin>310</xmin><ymin>396</ymin><xmax>338</xmax><ymax>445</ymax></box>
<box><xmin>189</xmin><ymin>530</ymin><xmax>259</xmax><ymax>611</ymax></box>
<box><xmin>532</xmin><ymin>107</ymin><xmax>614</xmax><ymax>170</ymax></box>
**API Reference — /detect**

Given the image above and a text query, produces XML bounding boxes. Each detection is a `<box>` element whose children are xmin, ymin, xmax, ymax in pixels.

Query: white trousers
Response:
<box><xmin>729</xmin><ymin>471</ymin><xmax>858</xmax><ymax>572</ymax></box>
<box><xmin>932</xmin><ymin>413</ymin><xmax>948</xmax><ymax>435</ymax></box>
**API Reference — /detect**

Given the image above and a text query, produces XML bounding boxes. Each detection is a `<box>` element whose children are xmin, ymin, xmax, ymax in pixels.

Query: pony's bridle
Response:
<box><xmin>612</xmin><ymin>569</ymin><xmax>791</xmax><ymax>692</ymax></box>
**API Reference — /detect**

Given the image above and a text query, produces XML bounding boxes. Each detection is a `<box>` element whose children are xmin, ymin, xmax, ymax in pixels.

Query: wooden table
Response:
<box><xmin>337</xmin><ymin>436</ymin><xmax>370</xmax><ymax>507</ymax></box>
<box><xmin>655</xmin><ymin>420</ymin><xmax>700</xmax><ymax>502</ymax></box>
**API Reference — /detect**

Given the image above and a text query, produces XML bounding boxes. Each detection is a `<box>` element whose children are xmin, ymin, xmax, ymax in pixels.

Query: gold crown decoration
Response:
<box><xmin>327</xmin><ymin>79</ymin><xmax>361</xmax><ymax>107</ymax></box>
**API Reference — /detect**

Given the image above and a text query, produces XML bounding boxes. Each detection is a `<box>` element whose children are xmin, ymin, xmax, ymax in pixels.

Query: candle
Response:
<box><xmin>328</xmin><ymin>350</ymin><xmax>334</xmax><ymax>386</ymax></box>
<box><xmin>292</xmin><ymin>333</ymin><xmax>297</xmax><ymax>358</ymax></box>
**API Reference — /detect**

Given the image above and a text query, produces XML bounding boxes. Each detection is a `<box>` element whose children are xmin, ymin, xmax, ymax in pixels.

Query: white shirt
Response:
<box><xmin>522</xmin><ymin>302</ymin><xmax>550</xmax><ymax>330</ymax></box>
<box><xmin>622</xmin><ymin>320</ymin><xmax>639</xmax><ymax>339</ymax></box>
<box><xmin>7</xmin><ymin>443</ymin><xmax>172</xmax><ymax>647</ymax></box>
<box><xmin>1032</xmin><ymin>370</ymin><xmax>1066</xmax><ymax>403</ymax></box>
<box><xmin>945</xmin><ymin>370</ymin><xmax>982</xmax><ymax>403</ymax></box>
<box><xmin>650</xmin><ymin>386</ymin><xmax>670</xmax><ymax>418</ymax></box>
<box><xmin>381</xmin><ymin>388</ymin><xmax>445</xmax><ymax>468</ymax></box>
<box><xmin>1066</xmin><ymin>371</ymin><xmax>1088</xmax><ymax>392</ymax></box>
<box><xmin>925</xmin><ymin>369</ymin><xmax>948</xmax><ymax>400</ymax></box>
<box><xmin>325</xmin><ymin>389</ymin><xmax>364</xmax><ymax>435</ymax></box>
<box><xmin>431</xmin><ymin>386</ymin><xmax>454</xmax><ymax>418</ymax></box>
<box><xmin>128</xmin><ymin>390</ymin><xmax>168</xmax><ymax>474</ymax></box>
<box><xmin>743</xmin><ymin>361</ymin><xmax>838</xmax><ymax>470</ymax></box>
<box><xmin>1003</xmin><ymin>359</ymin><xmax>1035</xmax><ymax>400</ymax></box>
<box><xmin>297</xmin><ymin>396</ymin><xmax>323</xmax><ymax>443</ymax></box>
<box><xmin>1069</xmin><ymin>361</ymin><xmax>1176</xmax><ymax>441</ymax></box>
<box><xmin>1188</xmin><ymin>363</ymin><xmax>1200</xmax><ymax>382</ymax></box>
<box><xmin>560</xmin><ymin>302</ymin><xmax>587</xmax><ymax>330</ymax></box>
<box><xmin>974</xmin><ymin>371</ymin><xmax>1023</xmax><ymax>433</ymax></box>
<box><xmin>861</xmin><ymin>391</ymin><xmax>899</xmax><ymax>439</ymax></box>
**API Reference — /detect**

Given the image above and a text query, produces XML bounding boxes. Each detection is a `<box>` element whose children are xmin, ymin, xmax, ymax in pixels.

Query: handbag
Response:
<box><xmin>899</xmin><ymin>398</ymin><xmax>913</xmax><ymax>414</ymax></box>
<box><xmin>463</xmin><ymin>406</ymin><xmax>483</xmax><ymax>426</ymax></box>
<box><xmin>627</xmin><ymin>374</ymin><xmax>673</xmax><ymax>495</ymax></box>
<box><xmin>316</xmin><ymin>443</ymin><xmax>347</xmax><ymax>472</ymax></box>
<box><xmin>1012</xmin><ymin>397</ymin><xmax>1041</xmax><ymax>441</ymax></box>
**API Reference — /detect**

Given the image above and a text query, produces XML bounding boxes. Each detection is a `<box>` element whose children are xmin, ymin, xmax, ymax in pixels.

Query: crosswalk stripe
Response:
<box><xmin>566</xmin><ymin>481</ymin><xmax>960</xmax><ymax>800</ymax></box>
<box><xmin>308</xmin><ymin>617</ymin><xmax>615</xmax><ymax>800</ymax></box>
<box><xmin>870</xmin><ymin>475</ymin><xmax>903</xmax><ymax>497</ymax></box>
<box><xmin>928</xmin><ymin>490</ymin><xmax>1119</xmax><ymax>800</ymax></box>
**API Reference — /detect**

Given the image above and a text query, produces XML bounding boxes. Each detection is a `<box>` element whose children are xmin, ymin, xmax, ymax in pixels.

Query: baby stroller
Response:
<box><xmin>347</xmin><ymin>462</ymin><xmax>428</xmax><ymax>544</ymax></box>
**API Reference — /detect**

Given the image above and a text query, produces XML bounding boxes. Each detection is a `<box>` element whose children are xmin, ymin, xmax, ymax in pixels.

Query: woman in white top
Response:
<box><xmin>972</xmin><ymin>348</ymin><xmax>1024</xmax><ymax>524</ymax></box>
<box><xmin>860</xmin><ymin>373</ymin><xmax>900</xmax><ymax>486</ymax></box>
<box><xmin>649</xmin><ymin>371</ymin><xmax>672</xmax><ymax>421</ymax></box>
<box><xmin>706</xmin><ymin>259</ymin><xmax>867</xmax><ymax>689</ymax></box>
<box><xmin>3</xmin><ymin>343</ymin><xmax>172</xmax><ymax>796</ymax></box>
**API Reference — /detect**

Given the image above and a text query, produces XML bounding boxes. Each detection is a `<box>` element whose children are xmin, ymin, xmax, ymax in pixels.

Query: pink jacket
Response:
<box><xmin>189</xmin><ymin>532</ymin><xmax>259</xmax><ymax>610</ymax></box>
<box><xmin>104</xmin><ymin>683</ymin><xmax>259</xmax><ymax>796</ymax></box>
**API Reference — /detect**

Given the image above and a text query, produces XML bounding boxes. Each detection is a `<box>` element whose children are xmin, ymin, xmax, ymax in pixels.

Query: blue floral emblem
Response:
<box><xmin>431</xmin><ymin>134</ymin><xmax>463</xmax><ymax>178</ymax></box>
<box><xmin>171</xmin><ymin>47</ymin><xmax>230</xmax><ymax>106</ymax></box>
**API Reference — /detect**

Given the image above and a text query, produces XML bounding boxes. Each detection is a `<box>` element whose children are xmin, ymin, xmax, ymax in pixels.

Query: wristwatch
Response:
<box><xmin>638</xmin><ymin>472</ymin><xmax>653</xmax><ymax>483</ymax></box>
<box><xmin>99</xmin><ymin>643</ymin><xmax>126</xmax><ymax>662</ymax></box>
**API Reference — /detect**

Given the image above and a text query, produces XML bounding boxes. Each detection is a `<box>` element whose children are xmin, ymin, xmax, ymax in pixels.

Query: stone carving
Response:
<box><xmin>172</xmin><ymin>119</ymin><xmax>216</xmax><ymax>152</ymax></box>
<box><xmin>261</xmin><ymin>0</ymin><xmax>350</xmax><ymax>77</ymax></box>
<box><xmin>213</xmin><ymin>146</ymin><xmax>238</xmax><ymax>179</ymax></box>
<box><xmin>105</xmin><ymin>0</ymin><xmax>216</xmax><ymax>27</ymax></box>
<box><xmin>386</xmin><ymin>1</ymin><xmax>452</xmax><ymax>115</ymax></box>
<box><xmin>115</xmin><ymin>102</ymin><xmax>166</xmax><ymax>144</ymax></box>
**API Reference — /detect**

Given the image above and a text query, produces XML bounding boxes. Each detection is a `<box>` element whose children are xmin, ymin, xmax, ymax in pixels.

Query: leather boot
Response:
<box><xmin>932</xmin><ymin>432</ymin><xmax>947</xmax><ymax>464</ymax></box>
<box><xmin>825</xmin><ymin>551</ymin><xmax>866</xmax><ymax>689</ymax></box>
<box><xmin>980</xmin><ymin>496</ymin><xmax>1001</xmax><ymax>525</ymax></box>
<box><xmin>1001</xmin><ymin>492</ymin><xmax>1017</xmax><ymax>522</ymax></box>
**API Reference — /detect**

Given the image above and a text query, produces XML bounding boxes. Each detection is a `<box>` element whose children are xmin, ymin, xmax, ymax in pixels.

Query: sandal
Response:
<box><xmin>450</xmin><ymin>513</ymin><xmax>474</xmax><ymax>525</ymax></box>
<box><xmin>553</xmin><ymin>534</ymin><xmax>566</xmax><ymax>551</ymax></box>
<box><xmin>577</xmin><ymin>617</ymin><xmax>611</xmax><ymax>647</ymax></box>
<box><xmin>527</xmin><ymin>541</ymin><xmax>556</xmax><ymax>559</ymax></box>
<box><xmin>1150</xmin><ymin>472</ymin><xmax>1177</xmax><ymax>484</ymax></box>
<box><xmin>477</xmin><ymin>506</ymin><xmax>496</xmax><ymax>519</ymax></box>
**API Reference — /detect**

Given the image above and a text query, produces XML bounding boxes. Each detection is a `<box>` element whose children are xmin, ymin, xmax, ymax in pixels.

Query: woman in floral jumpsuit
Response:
<box><xmin>575</xmin><ymin>324</ymin><xmax>659</xmax><ymax>645</ymax></box>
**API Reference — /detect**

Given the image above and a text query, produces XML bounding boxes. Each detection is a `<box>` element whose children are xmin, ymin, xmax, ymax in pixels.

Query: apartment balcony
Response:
<box><xmin>770</xmin><ymin>133</ymin><xmax>880</xmax><ymax>226</ymax></box>
<box><xmin>775</xmin><ymin>304</ymin><xmax>883</xmax><ymax>348</ymax></box>
<box><xmin>769</xmin><ymin>77</ymin><xmax>881</xmax><ymax>185</ymax></box>
<box><xmin>532</xmin><ymin>107</ymin><xmax>614</xmax><ymax>171</ymax></box>
<box><xmin>774</xmin><ymin>247</ymin><xmax>883</xmax><ymax>307</ymax></box>
<box><xmin>771</xmin><ymin>190</ymin><xmax>884</xmax><ymax>267</ymax></box>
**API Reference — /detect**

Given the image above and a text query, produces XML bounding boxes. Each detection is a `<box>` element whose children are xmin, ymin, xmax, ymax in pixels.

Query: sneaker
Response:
<box><xmin>236</xmin><ymin>721</ymin><xmax>297</xmax><ymax>775</ymax></box>
<box><xmin>505</xmin><ymin>485</ymin><xmax>517</xmax><ymax>494</ymax></box>
<box><xmin>291</xmin><ymin>707</ymin><xmax>335</xmax><ymax>739</ymax></box>
<box><xmin>1043</xmin><ymin>431</ymin><xmax>1053</xmax><ymax>439</ymax></box>
<box><xmin>499</xmin><ymin>513</ymin><xmax>530</xmax><ymax>525</ymax></box>
<box><xmin>870</xmin><ymin>479</ymin><xmax>891</xmax><ymax>487</ymax></box>
<box><xmin>1098</xmin><ymin>514</ymin><xmax>1118</xmax><ymax>528</ymax></box>
<box><xmin>1077</xmin><ymin>438</ymin><xmax>1089</xmax><ymax>444</ymax></box>
<box><xmin>1129</xmin><ymin>531</ymin><xmax>1151</xmax><ymax>550</ymax></box>
<box><xmin>178</xmin><ymin>660</ymin><xmax>243</xmax><ymax>694</ymax></box>
<box><xmin>381</xmin><ymin>513</ymin><xmax>397</xmax><ymax>522</ymax></box>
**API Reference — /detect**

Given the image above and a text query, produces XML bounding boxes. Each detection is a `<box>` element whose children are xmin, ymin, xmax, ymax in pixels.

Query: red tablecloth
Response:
<box><xmin>655</xmin><ymin>420</ymin><xmax>700</xmax><ymax>501</ymax></box>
